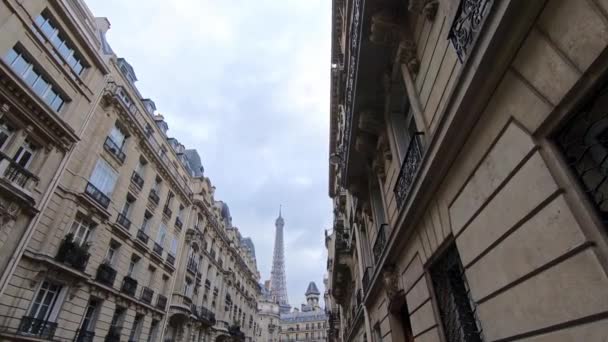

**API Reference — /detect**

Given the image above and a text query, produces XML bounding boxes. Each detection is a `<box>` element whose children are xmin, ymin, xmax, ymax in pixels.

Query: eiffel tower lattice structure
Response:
<box><xmin>270</xmin><ymin>206</ymin><xmax>291</xmax><ymax>313</ymax></box>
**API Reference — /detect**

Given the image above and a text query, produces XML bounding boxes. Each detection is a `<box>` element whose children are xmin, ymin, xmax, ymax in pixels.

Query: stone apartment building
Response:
<box><xmin>326</xmin><ymin>0</ymin><xmax>608</xmax><ymax>342</ymax></box>
<box><xmin>257</xmin><ymin>282</ymin><xmax>280</xmax><ymax>342</ymax></box>
<box><xmin>0</xmin><ymin>1</ymin><xmax>261</xmax><ymax>341</ymax></box>
<box><xmin>278</xmin><ymin>283</ymin><xmax>327</xmax><ymax>342</ymax></box>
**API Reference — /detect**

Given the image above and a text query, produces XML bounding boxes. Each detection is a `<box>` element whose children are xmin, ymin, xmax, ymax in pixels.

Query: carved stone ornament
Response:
<box><xmin>372</xmin><ymin>156</ymin><xmax>386</xmax><ymax>181</ymax></box>
<box><xmin>355</xmin><ymin>131</ymin><xmax>377</xmax><ymax>155</ymax></box>
<box><xmin>382</xmin><ymin>265</ymin><xmax>402</xmax><ymax>301</ymax></box>
<box><xmin>408</xmin><ymin>0</ymin><xmax>439</xmax><ymax>21</ymax></box>
<box><xmin>370</xmin><ymin>10</ymin><xmax>406</xmax><ymax>45</ymax></box>
<box><xmin>358</xmin><ymin>110</ymin><xmax>384</xmax><ymax>135</ymax></box>
<box><xmin>398</xmin><ymin>40</ymin><xmax>420</xmax><ymax>74</ymax></box>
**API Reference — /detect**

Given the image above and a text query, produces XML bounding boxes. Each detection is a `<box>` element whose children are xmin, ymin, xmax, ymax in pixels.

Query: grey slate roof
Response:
<box><xmin>305</xmin><ymin>281</ymin><xmax>320</xmax><ymax>296</ymax></box>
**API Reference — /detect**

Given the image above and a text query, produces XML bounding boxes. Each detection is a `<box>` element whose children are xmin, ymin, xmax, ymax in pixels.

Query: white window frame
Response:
<box><xmin>69</xmin><ymin>217</ymin><xmax>93</xmax><ymax>246</ymax></box>
<box><xmin>108</xmin><ymin>124</ymin><xmax>126</xmax><ymax>149</ymax></box>
<box><xmin>89</xmin><ymin>159</ymin><xmax>118</xmax><ymax>196</ymax></box>
<box><xmin>27</xmin><ymin>280</ymin><xmax>66</xmax><ymax>324</ymax></box>
<box><xmin>14</xmin><ymin>140</ymin><xmax>36</xmax><ymax>168</ymax></box>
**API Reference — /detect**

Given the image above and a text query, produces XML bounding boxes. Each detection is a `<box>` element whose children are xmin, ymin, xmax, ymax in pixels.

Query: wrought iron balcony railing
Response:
<box><xmin>448</xmin><ymin>0</ymin><xmax>494</xmax><ymax>63</ymax></box>
<box><xmin>156</xmin><ymin>294</ymin><xmax>168</xmax><ymax>311</ymax></box>
<box><xmin>55</xmin><ymin>234</ymin><xmax>90</xmax><ymax>272</ymax></box>
<box><xmin>362</xmin><ymin>267</ymin><xmax>372</xmax><ymax>293</ymax></box>
<box><xmin>96</xmin><ymin>263</ymin><xmax>117</xmax><ymax>287</ymax></box>
<box><xmin>131</xmin><ymin>171</ymin><xmax>144</xmax><ymax>188</ymax></box>
<box><xmin>148</xmin><ymin>189</ymin><xmax>160</xmax><ymax>205</ymax></box>
<box><xmin>141</xmin><ymin>286</ymin><xmax>154</xmax><ymax>304</ymax></box>
<box><xmin>85</xmin><ymin>182</ymin><xmax>110</xmax><ymax>209</ymax></box>
<box><xmin>198</xmin><ymin>306</ymin><xmax>216</xmax><ymax>326</ymax></box>
<box><xmin>75</xmin><ymin>329</ymin><xmax>95</xmax><ymax>342</ymax></box>
<box><xmin>17</xmin><ymin>316</ymin><xmax>57</xmax><ymax>339</ymax></box>
<box><xmin>394</xmin><ymin>133</ymin><xmax>424</xmax><ymax>209</ymax></box>
<box><xmin>0</xmin><ymin>152</ymin><xmax>39</xmax><ymax>191</ymax></box>
<box><xmin>137</xmin><ymin>228</ymin><xmax>149</xmax><ymax>244</ymax></box>
<box><xmin>372</xmin><ymin>224</ymin><xmax>388</xmax><ymax>264</ymax></box>
<box><xmin>153</xmin><ymin>242</ymin><xmax>163</xmax><ymax>256</ymax></box>
<box><xmin>121</xmin><ymin>276</ymin><xmax>138</xmax><ymax>296</ymax></box>
<box><xmin>103</xmin><ymin>137</ymin><xmax>126</xmax><ymax>163</ymax></box>
<box><xmin>187</xmin><ymin>258</ymin><xmax>198</xmax><ymax>274</ymax></box>
<box><xmin>116</xmin><ymin>213</ymin><xmax>131</xmax><ymax>230</ymax></box>
<box><xmin>166</xmin><ymin>253</ymin><xmax>175</xmax><ymax>266</ymax></box>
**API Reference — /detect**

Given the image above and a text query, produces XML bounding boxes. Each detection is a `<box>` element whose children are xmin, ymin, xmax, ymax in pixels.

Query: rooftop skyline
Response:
<box><xmin>87</xmin><ymin>0</ymin><xmax>332</xmax><ymax>306</ymax></box>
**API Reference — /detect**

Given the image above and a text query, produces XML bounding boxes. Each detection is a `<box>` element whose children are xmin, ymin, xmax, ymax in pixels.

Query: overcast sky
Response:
<box><xmin>86</xmin><ymin>0</ymin><xmax>332</xmax><ymax>306</ymax></box>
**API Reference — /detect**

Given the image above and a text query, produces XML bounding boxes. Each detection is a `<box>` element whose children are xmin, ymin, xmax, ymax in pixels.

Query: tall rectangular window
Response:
<box><xmin>25</xmin><ymin>280</ymin><xmax>64</xmax><ymax>328</ymax></box>
<box><xmin>128</xmin><ymin>254</ymin><xmax>141</xmax><ymax>277</ymax></box>
<box><xmin>69</xmin><ymin>216</ymin><xmax>93</xmax><ymax>246</ymax></box>
<box><xmin>104</xmin><ymin>240</ymin><xmax>120</xmax><ymax>265</ymax></box>
<box><xmin>89</xmin><ymin>159</ymin><xmax>118</xmax><ymax>196</ymax></box>
<box><xmin>79</xmin><ymin>299</ymin><xmax>99</xmax><ymax>333</ymax></box>
<box><xmin>430</xmin><ymin>245</ymin><xmax>481</xmax><ymax>342</ymax></box>
<box><xmin>4</xmin><ymin>47</ymin><xmax>66</xmax><ymax>111</ymax></box>
<box><xmin>169</xmin><ymin>235</ymin><xmax>178</xmax><ymax>257</ymax></box>
<box><xmin>34</xmin><ymin>13</ymin><xmax>86</xmax><ymax>75</ymax></box>
<box><xmin>108</xmin><ymin>124</ymin><xmax>126</xmax><ymax>149</ymax></box>
<box><xmin>156</xmin><ymin>224</ymin><xmax>167</xmax><ymax>247</ymax></box>
<box><xmin>13</xmin><ymin>140</ymin><xmax>36</xmax><ymax>168</ymax></box>
<box><xmin>142</xmin><ymin>212</ymin><xmax>152</xmax><ymax>232</ymax></box>
<box><xmin>147</xmin><ymin>319</ymin><xmax>159</xmax><ymax>342</ymax></box>
<box><xmin>129</xmin><ymin>314</ymin><xmax>144</xmax><ymax>342</ymax></box>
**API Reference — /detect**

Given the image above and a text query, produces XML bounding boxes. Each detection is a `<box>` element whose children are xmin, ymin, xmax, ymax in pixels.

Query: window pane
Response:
<box><xmin>41</xmin><ymin>20</ymin><xmax>54</xmax><ymax>37</ymax></box>
<box><xmin>58</xmin><ymin>43</ymin><xmax>70</xmax><ymax>58</ymax></box>
<box><xmin>12</xmin><ymin>55</ymin><xmax>29</xmax><ymax>76</ymax></box>
<box><xmin>73</xmin><ymin>61</ymin><xmax>83</xmax><ymax>75</ymax></box>
<box><xmin>90</xmin><ymin>159</ymin><xmax>118</xmax><ymax>196</ymax></box>
<box><xmin>43</xmin><ymin>88</ymin><xmax>57</xmax><ymax>105</ymax></box>
<box><xmin>34</xmin><ymin>15</ymin><xmax>45</xmax><ymax>27</ymax></box>
<box><xmin>32</xmin><ymin>77</ymin><xmax>49</xmax><ymax>97</ymax></box>
<box><xmin>4</xmin><ymin>48</ymin><xmax>18</xmax><ymax>65</ymax></box>
<box><xmin>66</xmin><ymin>54</ymin><xmax>76</xmax><ymax>67</ymax></box>
<box><xmin>50</xmin><ymin>33</ymin><xmax>61</xmax><ymax>47</ymax></box>
<box><xmin>24</xmin><ymin>68</ymin><xmax>39</xmax><ymax>86</ymax></box>
<box><xmin>51</xmin><ymin>96</ymin><xmax>64</xmax><ymax>112</ymax></box>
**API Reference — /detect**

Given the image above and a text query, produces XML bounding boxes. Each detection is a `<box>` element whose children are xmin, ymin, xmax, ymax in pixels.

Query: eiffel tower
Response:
<box><xmin>270</xmin><ymin>206</ymin><xmax>291</xmax><ymax>313</ymax></box>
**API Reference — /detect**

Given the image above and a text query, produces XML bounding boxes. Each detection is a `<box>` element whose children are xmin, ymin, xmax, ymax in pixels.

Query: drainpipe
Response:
<box><xmin>0</xmin><ymin>74</ymin><xmax>111</xmax><ymax>298</ymax></box>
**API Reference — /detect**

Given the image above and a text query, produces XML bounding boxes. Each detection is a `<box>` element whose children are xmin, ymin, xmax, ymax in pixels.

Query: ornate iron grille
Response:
<box><xmin>430</xmin><ymin>246</ymin><xmax>482</xmax><ymax>342</ymax></box>
<box><xmin>372</xmin><ymin>224</ymin><xmax>388</xmax><ymax>264</ymax></box>
<box><xmin>394</xmin><ymin>133</ymin><xmax>424</xmax><ymax>208</ymax></box>
<box><xmin>556</xmin><ymin>81</ymin><xmax>608</xmax><ymax>227</ymax></box>
<box><xmin>448</xmin><ymin>0</ymin><xmax>494</xmax><ymax>63</ymax></box>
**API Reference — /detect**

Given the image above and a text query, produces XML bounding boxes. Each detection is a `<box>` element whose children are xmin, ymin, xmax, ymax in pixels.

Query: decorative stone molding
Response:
<box><xmin>370</xmin><ymin>10</ymin><xmax>406</xmax><ymax>45</ymax></box>
<box><xmin>358</xmin><ymin>110</ymin><xmax>384</xmax><ymax>136</ymax></box>
<box><xmin>382</xmin><ymin>265</ymin><xmax>402</xmax><ymax>301</ymax></box>
<box><xmin>398</xmin><ymin>40</ymin><xmax>420</xmax><ymax>74</ymax></box>
<box><xmin>408</xmin><ymin>0</ymin><xmax>439</xmax><ymax>21</ymax></box>
<box><xmin>355</xmin><ymin>131</ymin><xmax>377</xmax><ymax>155</ymax></box>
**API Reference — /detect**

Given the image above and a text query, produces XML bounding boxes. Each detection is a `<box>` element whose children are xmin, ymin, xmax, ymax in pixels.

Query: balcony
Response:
<box><xmin>156</xmin><ymin>294</ymin><xmax>168</xmax><ymax>310</ymax></box>
<box><xmin>175</xmin><ymin>217</ymin><xmax>183</xmax><ymax>229</ymax></box>
<box><xmin>362</xmin><ymin>267</ymin><xmax>372</xmax><ymax>294</ymax></box>
<box><xmin>153</xmin><ymin>242</ymin><xmax>163</xmax><ymax>256</ymax></box>
<box><xmin>116</xmin><ymin>213</ymin><xmax>131</xmax><ymax>230</ymax></box>
<box><xmin>96</xmin><ymin>263</ymin><xmax>117</xmax><ymax>287</ymax></box>
<box><xmin>166</xmin><ymin>253</ymin><xmax>175</xmax><ymax>266</ymax></box>
<box><xmin>137</xmin><ymin>229</ymin><xmax>149</xmax><ymax>244</ymax></box>
<box><xmin>372</xmin><ymin>224</ymin><xmax>388</xmax><ymax>264</ymax></box>
<box><xmin>75</xmin><ymin>329</ymin><xmax>95</xmax><ymax>342</ymax></box>
<box><xmin>148</xmin><ymin>189</ymin><xmax>160</xmax><ymax>205</ymax></box>
<box><xmin>17</xmin><ymin>316</ymin><xmax>57</xmax><ymax>339</ymax></box>
<box><xmin>163</xmin><ymin>205</ymin><xmax>172</xmax><ymax>219</ymax></box>
<box><xmin>121</xmin><ymin>276</ymin><xmax>138</xmax><ymax>296</ymax></box>
<box><xmin>141</xmin><ymin>286</ymin><xmax>154</xmax><ymax>304</ymax></box>
<box><xmin>394</xmin><ymin>133</ymin><xmax>424</xmax><ymax>209</ymax></box>
<box><xmin>103</xmin><ymin>137</ymin><xmax>126</xmax><ymax>164</ymax></box>
<box><xmin>55</xmin><ymin>234</ymin><xmax>90</xmax><ymax>272</ymax></box>
<box><xmin>0</xmin><ymin>151</ymin><xmax>39</xmax><ymax>196</ymax></box>
<box><xmin>84</xmin><ymin>182</ymin><xmax>110</xmax><ymax>209</ymax></box>
<box><xmin>198</xmin><ymin>306</ymin><xmax>216</xmax><ymax>326</ymax></box>
<box><xmin>131</xmin><ymin>171</ymin><xmax>144</xmax><ymax>189</ymax></box>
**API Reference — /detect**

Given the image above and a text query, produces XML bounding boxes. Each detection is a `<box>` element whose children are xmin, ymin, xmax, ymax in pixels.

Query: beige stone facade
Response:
<box><xmin>0</xmin><ymin>1</ymin><xmax>261</xmax><ymax>341</ymax></box>
<box><xmin>326</xmin><ymin>1</ymin><xmax>608</xmax><ymax>342</ymax></box>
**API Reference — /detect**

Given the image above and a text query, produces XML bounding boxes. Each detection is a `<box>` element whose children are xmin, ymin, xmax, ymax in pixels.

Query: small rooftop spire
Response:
<box><xmin>279</xmin><ymin>204</ymin><xmax>282</xmax><ymax>218</ymax></box>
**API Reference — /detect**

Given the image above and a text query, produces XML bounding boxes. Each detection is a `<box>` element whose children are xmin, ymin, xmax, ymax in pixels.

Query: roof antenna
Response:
<box><xmin>279</xmin><ymin>204</ymin><xmax>282</xmax><ymax>218</ymax></box>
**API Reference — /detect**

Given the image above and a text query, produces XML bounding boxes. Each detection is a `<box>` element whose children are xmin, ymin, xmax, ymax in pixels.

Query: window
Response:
<box><xmin>142</xmin><ymin>211</ymin><xmax>152</xmax><ymax>232</ymax></box>
<box><xmin>148</xmin><ymin>266</ymin><xmax>156</xmax><ymax>287</ymax></box>
<box><xmin>0</xmin><ymin>120</ymin><xmax>13</xmax><ymax>150</ymax></box>
<box><xmin>104</xmin><ymin>241</ymin><xmax>120</xmax><ymax>265</ymax></box>
<box><xmin>110</xmin><ymin>307</ymin><xmax>126</xmax><ymax>329</ymax></box>
<box><xmin>152</xmin><ymin>177</ymin><xmax>162</xmax><ymax>193</ymax></box>
<box><xmin>121</xmin><ymin>195</ymin><xmax>135</xmax><ymax>218</ymax></box>
<box><xmin>128</xmin><ymin>254</ymin><xmax>140</xmax><ymax>277</ymax></box>
<box><xmin>430</xmin><ymin>245</ymin><xmax>481</xmax><ymax>342</ymax></box>
<box><xmin>69</xmin><ymin>216</ymin><xmax>93</xmax><ymax>246</ymax></box>
<box><xmin>169</xmin><ymin>235</ymin><xmax>178</xmax><ymax>257</ymax></box>
<box><xmin>13</xmin><ymin>140</ymin><xmax>36</xmax><ymax>168</ymax></box>
<box><xmin>79</xmin><ymin>299</ymin><xmax>99</xmax><ymax>333</ymax></box>
<box><xmin>166</xmin><ymin>191</ymin><xmax>174</xmax><ymax>207</ymax></box>
<box><xmin>156</xmin><ymin>224</ymin><xmax>168</xmax><ymax>246</ymax></box>
<box><xmin>108</xmin><ymin>124</ymin><xmax>126</xmax><ymax>149</ymax></box>
<box><xmin>89</xmin><ymin>159</ymin><xmax>118</xmax><ymax>196</ymax></box>
<box><xmin>26</xmin><ymin>280</ymin><xmax>64</xmax><ymax>326</ymax></box>
<box><xmin>129</xmin><ymin>314</ymin><xmax>144</xmax><ymax>342</ymax></box>
<box><xmin>184</xmin><ymin>278</ymin><xmax>193</xmax><ymax>297</ymax></box>
<box><xmin>34</xmin><ymin>13</ymin><xmax>86</xmax><ymax>75</ymax></box>
<box><xmin>4</xmin><ymin>47</ymin><xmax>66</xmax><ymax>111</ymax></box>
<box><xmin>135</xmin><ymin>157</ymin><xmax>147</xmax><ymax>176</ymax></box>
<box><xmin>147</xmin><ymin>319</ymin><xmax>159</xmax><ymax>342</ymax></box>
